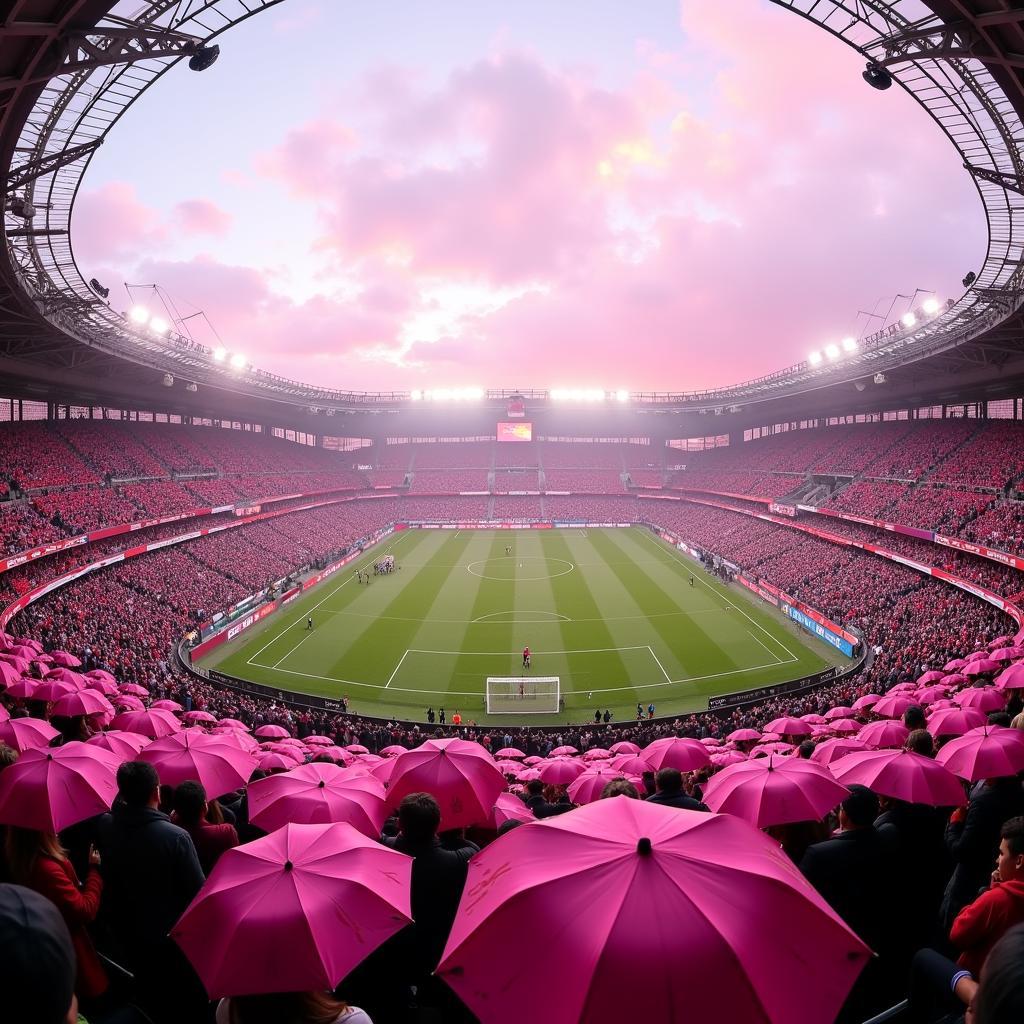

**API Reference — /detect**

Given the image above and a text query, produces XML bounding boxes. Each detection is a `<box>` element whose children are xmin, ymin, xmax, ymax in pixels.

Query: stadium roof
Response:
<box><xmin>2</xmin><ymin>0</ymin><xmax>1024</xmax><ymax>427</ymax></box>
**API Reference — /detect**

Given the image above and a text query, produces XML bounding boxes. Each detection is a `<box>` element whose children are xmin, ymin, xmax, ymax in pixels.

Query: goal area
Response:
<box><xmin>486</xmin><ymin>677</ymin><xmax>561</xmax><ymax>714</ymax></box>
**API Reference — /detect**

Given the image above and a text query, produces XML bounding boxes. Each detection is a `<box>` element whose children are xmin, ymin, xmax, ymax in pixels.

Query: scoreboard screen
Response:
<box><xmin>497</xmin><ymin>421</ymin><xmax>533</xmax><ymax>442</ymax></box>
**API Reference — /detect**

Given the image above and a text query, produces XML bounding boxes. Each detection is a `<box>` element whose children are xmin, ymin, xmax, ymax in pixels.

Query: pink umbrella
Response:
<box><xmin>261</xmin><ymin>742</ymin><xmax>304</xmax><ymax>761</ymax></box>
<box><xmin>567</xmin><ymin>765</ymin><xmax>624</xmax><ymax>804</ymax></box>
<box><xmin>711</xmin><ymin>750</ymin><xmax>748</xmax><ymax>767</ymax></box>
<box><xmin>851</xmin><ymin>694</ymin><xmax>882</xmax><ymax>711</ymax></box>
<box><xmin>87</xmin><ymin>730</ymin><xmax>151</xmax><ymax>758</ymax></box>
<box><xmin>516</xmin><ymin>768</ymin><xmax>542</xmax><ymax>783</ymax></box>
<box><xmin>750</xmin><ymin>742</ymin><xmax>795</xmax><ymax>758</ymax></box>
<box><xmin>889</xmin><ymin>682</ymin><xmax>916</xmax><ymax>693</ymax></box>
<box><xmin>345</xmin><ymin>743</ymin><xmax>369</xmax><ymax>754</ymax></box>
<box><xmin>215</xmin><ymin>718</ymin><xmax>250</xmax><ymax>732</ymax></box>
<box><xmin>51</xmin><ymin>689</ymin><xmax>115</xmax><ymax>718</ymax></box>
<box><xmin>494</xmin><ymin>760</ymin><xmax>524</xmax><ymax>775</ymax></box>
<box><xmin>113</xmin><ymin>694</ymin><xmax>145</xmax><ymax>712</ymax></box>
<box><xmin>582</xmin><ymin>747</ymin><xmax>613</xmax><ymax>760</ymax></box>
<box><xmin>257</xmin><ymin>751</ymin><xmax>300</xmax><ymax>773</ymax></box>
<box><xmin>611</xmin><ymin>753</ymin><xmax>653</xmax><ymax>774</ymax></box>
<box><xmin>995</xmin><ymin>663</ymin><xmax>1024</xmax><ymax>690</ymax></box>
<box><xmin>764</xmin><ymin>717</ymin><xmax>813</xmax><ymax>737</ymax></box>
<box><xmin>872</xmin><ymin>695</ymin><xmax>915</xmax><ymax>718</ymax></box>
<box><xmin>110</xmin><ymin>708</ymin><xmax>182</xmax><ymax>739</ymax></box>
<box><xmin>966</xmin><ymin>651</ymin><xmax>990</xmax><ymax>662</ymax></box>
<box><xmin>953</xmin><ymin>688</ymin><xmax>1006</xmax><ymax>713</ymax></box>
<box><xmin>151</xmin><ymin>699</ymin><xmax>183</xmax><ymax>713</ymax></box>
<box><xmin>915</xmin><ymin>686</ymin><xmax>949</xmax><ymax>704</ymax></box>
<box><xmin>171</xmin><ymin>822</ymin><xmax>412</xmax><ymax>998</ymax></box>
<box><xmin>989</xmin><ymin>636</ymin><xmax>1013</xmax><ymax>648</ymax></box>
<box><xmin>699</xmin><ymin>737</ymin><xmax>722</xmax><ymax>747</ymax></box>
<box><xmin>609</xmin><ymin>741</ymin><xmax>640</xmax><ymax>755</ymax></box>
<box><xmin>830</xmin><ymin>719</ymin><xmax>862</xmax><ymax>735</ymax></box>
<box><xmin>726</xmin><ymin>728</ymin><xmax>762</xmax><ymax>742</ymax></box>
<box><xmin>182</xmin><ymin>711</ymin><xmax>218</xmax><ymax>725</ymax></box>
<box><xmin>703</xmin><ymin>755</ymin><xmax>849</xmax><ymax>828</ymax></box>
<box><xmin>927</xmin><ymin>706</ymin><xmax>988</xmax><ymax>738</ymax></box>
<box><xmin>944</xmin><ymin>658</ymin><xmax>968</xmax><ymax>672</ymax></box>
<box><xmin>85</xmin><ymin>669</ymin><xmax>116</xmax><ymax>685</ymax></box>
<box><xmin>491</xmin><ymin>792</ymin><xmax>533</xmax><ymax>828</ymax></box>
<box><xmin>990</xmin><ymin>646</ymin><xmax>1024</xmax><ymax>662</ymax></box>
<box><xmin>941</xmin><ymin>673</ymin><xmax>969</xmax><ymax>686</ymax></box>
<box><xmin>436</xmin><ymin>798</ymin><xmax>869</xmax><ymax>1024</ymax></box>
<box><xmin>387</xmin><ymin>738</ymin><xmax>507</xmax><ymax>829</ymax></box>
<box><xmin>248</xmin><ymin>762</ymin><xmax>388</xmax><ymax>838</ymax></box>
<box><xmin>254</xmin><ymin>724</ymin><xmax>290</xmax><ymax>740</ymax></box>
<box><xmin>935</xmin><ymin>725</ymin><xmax>1024</xmax><ymax>782</ymax></box>
<box><xmin>800</xmin><ymin>714</ymin><xmax>828</xmax><ymax>725</ymax></box>
<box><xmin>495</xmin><ymin>747</ymin><xmax>525</xmax><ymax>759</ymax></box>
<box><xmin>550</xmin><ymin>745</ymin><xmax>578</xmax><ymax>756</ymax></box>
<box><xmin>642</xmin><ymin>737</ymin><xmax>711</xmax><ymax>772</ymax></box>
<box><xmin>6</xmin><ymin>645</ymin><xmax>38</xmax><ymax>660</ymax></box>
<box><xmin>315</xmin><ymin>745</ymin><xmax>353</xmax><ymax>764</ymax></box>
<box><xmin>964</xmin><ymin>659</ymin><xmax>1001</xmax><ymax>677</ymax></box>
<box><xmin>45</xmin><ymin>667</ymin><xmax>85</xmax><ymax>686</ymax></box>
<box><xmin>304</xmin><ymin>735</ymin><xmax>335</xmax><ymax>747</ymax></box>
<box><xmin>522</xmin><ymin>755</ymin><xmax>544</xmax><ymax>766</ymax></box>
<box><xmin>140</xmin><ymin>731</ymin><xmax>258</xmax><ymax>797</ymax></box>
<box><xmin>823</xmin><ymin>707</ymin><xmax>854</xmax><ymax>721</ymax></box>
<box><xmin>118</xmin><ymin>683</ymin><xmax>149</xmax><ymax>697</ymax></box>
<box><xmin>49</xmin><ymin>651</ymin><xmax>82</xmax><ymax>668</ymax></box>
<box><xmin>278</xmin><ymin>737</ymin><xmax>307</xmax><ymax>749</ymax></box>
<box><xmin>32</xmin><ymin>679</ymin><xmax>79</xmax><ymax>703</ymax></box>
<box><xmin>830</xmin><ymin>749</ymin><xmax>964</xmax><ymax>806</ymax></box>
<box><xmin>0</xmin><ymin>654</ymin><xmax>31</xmax><ymax>675</ymax></box>
<box><xmin>0</xmin><ymin>741</ymin><xmax>121</xmax><ymax>832</ymax></box>
<box><xmin>538</xmin><ymin>758</ymin><xmax>587</xmax><ymax>785</ymax></box>
<box><xmin>917</xmin><ymin>670</ymin><xmax>945</xmax><ymax>684</ymax></box>
<box><xmin>810</xmin><ymin>738</ymin><xmax>868</xmax><ymax>766</ymax></box>
<box><xmin>0</xmin><ymin>661</ymin><xmax>22</xmax><ymax>688</ymax></box>
<box><xmin>4</xmin><ymin>679</ymin><xmax>39</xmax><ymax>700</ymax></box>
<box><xmin>858</xmin><ymin>720</ymin><xmax>910</xmax><ymax>749</ymax></box>
<box><xmin>83</xmin><ymin>676</ymin><xmax>119</xmax><ymax>697</ymax></box>
<box><xmin>0</xmin><ymin>717</ymin><xmax>59</xmax><ymax>752</ymax></box>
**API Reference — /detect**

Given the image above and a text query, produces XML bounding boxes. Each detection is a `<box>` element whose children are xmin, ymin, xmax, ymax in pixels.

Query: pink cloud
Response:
<box><xmin>173</xmin><ymin>199</ymin><xmax>232</xmax><ymax>236</ymax></box>
<box><xmin>72</xmin><ymin>182</ymin><xmax>168</xmax><ymax>265</ymax></box>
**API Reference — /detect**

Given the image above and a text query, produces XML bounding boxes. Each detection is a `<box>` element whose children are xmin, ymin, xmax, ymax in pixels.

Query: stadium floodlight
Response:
<box><xmin>229</xmin><ymin>353</ymin><xmax>247</xmax><ymax>369</ymax></box>
<box><xmin>149</xmin><ymin>316</ymin><xmax>169</xmax><ymax>336</ymax></box>
<box><xmin>213</xmin><ymin>347</ymin><xmax>227</xmax><ymax>362</ymax></box>
<box><xmin>550</xmin><ymin>388</ymin><xmax>606</xmax><ymax>402</ymax></box>
<box><xmin>841</xmin><ymin>337</ymin><xmax>858</xmax><ymax>353</ymax></box>
<box><xmin>162</xmin><ymin>373</ymin><xmax>174</xmax><ymax>387</ymax></box>
<box><xmin>410</xmin><ymin>389</ymin><xmax>423</xmax><ymax>401</ymax></box>
<box><xmin>922</xmin><ymin>297</ymin><xmax>940</xmax><ymax>315</ymax></box>
<box><xmin>963</xmin><ymin>271</ymin><xmax>976</xmax><ymax>288</ymax></box>
<box><xmin>188</xmin><ymin>44</ymin><xmax>220</xmax><ymax>72</ymax></box>
<box><xmin>901</xmin><ymin>312</ymin><xmax>916</xmax><ymax>328</ymax></box>
<box><xmin>862</xmin><ymin>62</ymin><xmax>893</xmax><ymax>90</ymax></box>
<box><xmin>808</xmin><ymin>351</ymin><xmax>823</xmax><ymax>366</ymax></box>
<box><xmin>824</xmin><ymin>344</ymin><xmax>840</xmax><ymax>360</ymax></box>
<box><xmin>614</xmin><ymin>389</ymin><xmax>629</xmax><ymax>403</ymax></box>
<box><xmin>874</xmin><ymin>372</ymin><xmax>887</xmax><ymax>384</ymax></box>
<box><xmin>129</xmin><ymin>305</ymin><xmax>150</xmax><ymax>325</ymax></box>
<box><xmin>422</xmin><ymin>387</ymin><xmax>483</xmax><ymax>401</ymax></box>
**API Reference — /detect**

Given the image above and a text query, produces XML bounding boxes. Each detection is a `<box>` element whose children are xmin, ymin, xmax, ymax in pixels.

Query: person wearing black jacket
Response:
<box><xmin>524</xmin><ymin>779</ymin><xmax>574</xmax><ymax>818</ymax></box>
<box><xmin>96</xmin><ymin>760</ymin><xmax>208</xmax><ymax>1024</ymax></box>
<box><xmin>645</xmin><ymin>768</ymin><xmax>709</xmax><ymax>811</ymax></box>
<box><xmin>942</xmin><ymin>775</ymin><xmax>1024</xmax><ymax>931</ymax></box>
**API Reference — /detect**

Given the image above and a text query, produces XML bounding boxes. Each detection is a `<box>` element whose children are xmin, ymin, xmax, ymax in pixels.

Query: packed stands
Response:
<box><xmin>33</xmin><ymin>488</ymin><xmax>144</xmax><ymax>534</ymax></box>
<box><xmin>491</xmin><ymin>497</ymin><xmax>544</xmax><ymax>519</ymax></box>
<box><xmin>410</xmin><ymin>470</ymin><xmax>490</xmax><ymax>492</ymax></box>
<box><xmin>492</xmin><ymin>471</ymin><xmax>540</xmax><ymax>492</ymax></box>
<box><xmin>53</xmin><ymin>421</ymin><xmax>167</xmax><ymax>480</ymax></box>
<box><xmin>929</xmin><ymin>420</ymin><xmax>1024</xmax><ymax>490</ymax></box>
<box><xmin>543</xmin><ymin>469</ymin><xmax>626</xmax><ymax>492</ymax></box>
<box><xmin>671</xmin><ymin>470</ymin><xmax>786</xmax><ymax>498</ymax></box>
<box><xmin>0</xmin><ymin>422</ymin><xmax>100</xmax><ymax>491</ymax></box>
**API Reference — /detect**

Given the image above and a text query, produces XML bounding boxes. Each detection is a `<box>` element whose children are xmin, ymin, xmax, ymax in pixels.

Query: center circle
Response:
<box><xmin>466</xmin><ymin>556</ymin><xmax>575</xmax><ymax>582</ymax></box>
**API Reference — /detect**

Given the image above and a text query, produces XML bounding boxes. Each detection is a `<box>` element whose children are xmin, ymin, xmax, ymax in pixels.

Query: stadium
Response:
<box><xmin>1</xmin><ymin>1</ymin><xmax>1024</xmax><ymax>1022</ymax></box>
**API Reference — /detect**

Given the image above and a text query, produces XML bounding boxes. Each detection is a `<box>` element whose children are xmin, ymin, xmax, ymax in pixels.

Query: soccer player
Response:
<box><xmin>647</xmin><ymin>702</ymin><xmax>655</xmax><ymax>720</ymax></box>
<box><xmin>636</xmin><ymin>702</ymin><xmax>643</xmax><ymax>722</ymax></box>
<box><xmin>518</xmin><ymin>681</ymin><xmax>525</xmax><ymax>699</ymax></box>
<box><xmin>452</xmin><ymin>710</ymin><xmax>462</xmax><ymax>726</ymax></box>
<box><xmin>689</xmin><ymin>575</ymin><xmax>694</xmax><ymax>587</ymax></box>
<box><xmin>522</xmin><ymin>646</ymin><xmax>531</xmax><ymax>669</ymax></box>
<box><xmin>506</xmin><ymin>545</ymin><xmax>512</xmax><ymax>556</ymax></box>
<box><xmin>306</xmin><ymin>616</ymin><xmax>313</xmax><ymax>631</ymax></box>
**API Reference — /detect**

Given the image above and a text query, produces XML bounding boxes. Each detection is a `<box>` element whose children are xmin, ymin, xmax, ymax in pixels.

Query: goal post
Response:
<box><xmin>486</xmin><ymin>677</ymin><xmax>561</xmax><ymax>714</ymax></box>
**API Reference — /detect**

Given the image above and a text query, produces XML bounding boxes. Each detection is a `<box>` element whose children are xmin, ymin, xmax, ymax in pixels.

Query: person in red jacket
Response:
<box><xmin>4</xmin><ymin>826</ymin><xmax>108</xmax><ymax>1006</ymax></box>
<box><xmin>171</xmin><ymin>780</ymin><xmax>239</xmax><ymax>875</ymax></box>
<box><xmin>951</xmin><ymin>815</ymin><xmax>1024</xmax><ymax>977</ymax></box>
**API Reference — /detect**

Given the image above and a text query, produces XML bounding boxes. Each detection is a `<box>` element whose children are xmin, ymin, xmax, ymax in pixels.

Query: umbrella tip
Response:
<box><xmin>318</xmin><ymin>780</ymin><xmax>326</xmax><ymax>788</ymax></box>
<box><xmin>284</xmin><ymin>860</ymin><xmax>293</xmax><ymax>871</ymax></box>
<box><xmin>637</xmin><ymin>837</ymin><xmax>652</xmax><ymax>856</ymax></box>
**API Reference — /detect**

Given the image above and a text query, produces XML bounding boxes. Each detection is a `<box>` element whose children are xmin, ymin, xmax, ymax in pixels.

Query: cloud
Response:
<box><xmin>173</xmin><ymin>199</ymin><xmax>232</xmax><ymax>236</ymax></box>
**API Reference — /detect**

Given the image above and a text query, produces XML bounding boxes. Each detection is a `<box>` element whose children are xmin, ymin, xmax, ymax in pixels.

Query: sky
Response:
<box><xmin>73</xmin><ymin>0</ymin><xmax>985</xmax><ymax>393</ymax></box>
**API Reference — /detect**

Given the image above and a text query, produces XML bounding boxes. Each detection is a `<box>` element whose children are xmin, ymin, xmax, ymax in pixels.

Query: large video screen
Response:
<box><xmin>497</xmin><ymin>421</ymin><xmax>533</xmax><ymax>442</ymax></box>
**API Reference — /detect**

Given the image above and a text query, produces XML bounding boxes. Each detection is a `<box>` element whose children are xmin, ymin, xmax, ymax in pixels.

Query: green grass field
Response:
<box><xmin>203</xmin><ymin>526</ymin><xmax>847</xmax><ymax>724</ymax></box>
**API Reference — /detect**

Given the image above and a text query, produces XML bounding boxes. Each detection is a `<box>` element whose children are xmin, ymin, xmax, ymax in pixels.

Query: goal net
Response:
<box><xmin>486</xmin><ymin>677</ymin><xmax>561</xmax><ymax>714</ymax></box>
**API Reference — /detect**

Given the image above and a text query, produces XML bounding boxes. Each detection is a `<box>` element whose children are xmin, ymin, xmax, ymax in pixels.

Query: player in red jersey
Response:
<box><xmin>522</xmin><ymin>646</ymin><xmax>531</xmax><ymax>669</ymax></box>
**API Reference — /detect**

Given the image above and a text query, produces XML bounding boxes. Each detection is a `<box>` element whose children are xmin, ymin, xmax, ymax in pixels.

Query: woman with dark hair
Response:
<box><xmin>216</xmin><ymin>991</ymin><xmax>373</xmax><ymax>1023</ymax></box>
<box><xmin>4</xmin><ymin>825</ymin><xmax>108</xmax><ymax>1007</ymax></box>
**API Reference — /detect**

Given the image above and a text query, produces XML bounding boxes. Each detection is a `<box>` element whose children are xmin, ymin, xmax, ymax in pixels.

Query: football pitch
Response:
<box><xmin>204</xmin><ymin>527</ymin><xmax>847</xmax><ymax>724</ymax></box>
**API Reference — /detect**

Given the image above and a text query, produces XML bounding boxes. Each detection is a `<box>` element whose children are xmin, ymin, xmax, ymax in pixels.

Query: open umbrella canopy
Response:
<box><xmin>87</xmin><ymin>729</ymin><xmax>151</xmax><ymax>758</ymax></box>
<box><xmin>436</xmin><ymin>798</ymin><xmax>869</xmax><ymax>1024</ymax></box>
<box><xmin>539</xmin><ymin>758</ymin><xmax>587</xmax><ymax>785</ymax></box>
<box><xmin>83</xmin><ymin>675</ymin><xmax>119</xmax><ymax>696</ymax></box>
<box><xmin>963</xmin><ymin>659</ymin><xmax>1001</xmax><ymax>677</ymax></box>
<box><xmin>926</xmin><ymin>706</ymin><xmax>988</xmax><ymax>739</ymax></box>
<box><xmin>711</xmin><ymin>750</ymin><xmax>748</xmax><ymax>767</ymax></box>
<box><xmin>253</xmin><ymin>724</ymin><xmax>290</xmax><ymax>740</ymax></box>
<box><xmin>830</xmin><ymin>749</ymin><xmax>964</xmax><ymax>806</ymax></box>
<box><xmin>140</xmin><ymin>731</ymin><xmax>258</xmax><ymax>798</ymax></box>
<box><xmin>111</xmin><ymin>708</ymin><xmax>182</xmax><ymax>739</ymax></box>
<box><xmin>810</xmin><ymin>738</ymin><xmax>868</xmax><ymax>766</ymax></box>
<box><xmin>182</xmin><ymin>711</ymin><xmax>218</xmax><ymax>725</ymax></box>
<box><xmin>495</xmin><ymin>747</ymin><xmax>525</xmax><ymax>759</ymax></box>
<box><xmin>44</xmin><ymin>667</ymin><xmax>86</xmax><ymax>686</ymax></box>
<box><xmin>151</xmin><ymin>700</ymin><xmax>183</xmax><ymax>713</ymax></box>
<box><xmin>550</xmin><ymin>745</ymin><xmax>579</xmax><ymax>756</ymax></box>
<box><xmin>248</xmin><ymin>763</ymin><xmax>388</xmax><ymax>838</ymax></box>
<box><xmin>764</xmin><ymin>717</ymin><xmax>813</xmax><ymax>738</ymax></box>
<box><xmin>609</xmin><ymin>741</ymin><xmax>640</xmax><ymax>755</ymax></box>
<box><xmin>935</xmin><ymin>726</ymin><xmax>1024</xmax><ymax>782</ymax></box>
<box><xmin>0</xmin><ymin>741</ymin><xmax>121</xmax><ymax>831</ymax></box>
<box><xmin>566</xmin><ymin>764</ymin><xmax>625</xmax><ymax>805</ymax></box>
<box><xmin>4</xmin><ymin>678</ymin><xmax>39</xmax><ymax>700</ymax></box>
<box><xmin>51</xmin><ymin>689</ymin><xmax>115</xmax><ymax>719</ymax></box>
<box><xmin>830</xmin><ymin>719</ymin><xmax>862</xmax><ymax>735</ymax></box>
<box><xmin>214</xmin><ymin>719</ymin><xmax>250</xmax><ymax>732</ymax></box>
<box><xmin>995</xmin><ymin>663</ymin><xmax>1024</xmax><ymax>690</ymax></box>
<box><xmin>49</xmin><ymin>651</ymin><xmax>81</xmax><ymax>668</ymax></box>
<box><xmin>823</xmin><ymin>707</ymin><xmax>855</xmax><ymax>721</ymax></box>
<box><xmin>703</xmin><ymin>755</ymin><xmax>849</xmax><ymax>828</ymax></box>
<box><xmin>84</xmin><ymin>669</ymin><xmax>116</xmax><ymax>685</ymax></box>
<box><xmin>851</xmin><ymin>694</ymin><xmax>882</xmax><ymax>711</ymax></box>
<box><xmin>990</xmin><ymin>646</ymin><xmax>1024</xmax><ymax>662</ymax></box>
<box><xmin>118</xmin><ymin>684</ymin><xmax>149</xmax><ymax>698</ymax></box>
<box><xmin>386</xmin><ymin>738</ymin><xmax>507</xmax><ymax>829</ymax></box>
<box><xmin>871</xmin><ymin>695</ymin><xmax>915</xmax><ymax>719</ymax></box>
<box><xmin>257</xmin><ymin>752</ymin><xmax>300</xmax><ymax>773</ymax></box>
<box><xmin>491</xmin><ymin>792</ymin><xmax>533</xmax><ymax>828</ymax></box>
<box><xmin>0</xmin><ymin>717</ymin><xmax>59</xmax><ymax>752</ymax></box>
<box><xmin>0</xmin><ymin>655</ymin><xmax>31</xmax><ymax>677</ymax></box>
<box><xmin>642</xmin><ymin>737</ymin><xmax>711</xmax><ymax>772</ymax></box>
<box><xmin>944</xmin><ymin>658</ymin><xmax>968</xmax><ymax>672</ymax></box>
<box><xmin>726</xmin><ymin>728</ymin><xmax>763</xmax><ymax>742</ymax></box>
<box><xmin>582</xmin><ymin>747</ymin><xmax>613</xmax><ymax>761</ymax></box>
<box><xmin>952</xmin><ymin>687</ymin><xmax>1006</xmax><ymax>713</ymax></box>
<box><xmin>33</xmin><ymin>679</ymin><xmax>79</xmax><ymax>703</ymax></box>
<box><xmin>171</xmin><ymin>822</ymin><xmax>412</xmax><ymax>999</ymax></box>
<box><xmin>917</xmin><ymin>670</ymin><xmax>946</xmax><ymax>684</ymax></box>
<box><xmin>858</xmin><ymin>720</ymin><xmax>910</xmax><ymax>749</ymax></box>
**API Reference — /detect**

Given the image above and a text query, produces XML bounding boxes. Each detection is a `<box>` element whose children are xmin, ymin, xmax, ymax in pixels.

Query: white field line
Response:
<box><xmin>406</xmin><ymin>645</ymin><xmax>653</xmax><ymax>656</ymax></box>
<box><xmin>247</xmin><ymin>529</ymin><xmax>416</xmax><ymax>668</ymax></box>
<box><xmin>647</xmin><ymin>645</ymin><xmax>673</xmax><ymax>684</ymax></box>
<box><xmin>637</xmin><ymin>529</ymin><xmax>799</xmax><ymax>663</ymax></box>
<box><xmin>384</xmin><ymin>649</ymin><xmax>411</xmax><ymax>689</ymax></box>
<box><xmin>746</xmin><ymin>630</ymin><xmax>782</xmax><ymax>665</ymax></box>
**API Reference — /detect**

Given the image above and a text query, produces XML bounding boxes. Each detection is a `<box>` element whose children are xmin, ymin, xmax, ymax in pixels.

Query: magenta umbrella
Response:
<box><xmin>522</xmin><ymin>755</ymin><xmax>543</xmax><ymax>766</ymax></box>
<box><xmin>830</xmin><ymin>749</ymin><xmax>964</xmax><ymax>805</ymax></box>
<box><xmin>990</xmin><ymin>646</ymin><xmax>1024</xmax><ymax>662</ymax></box>
<box><xmin>345</xmin><ymin>743</ymin><xmax>369</xmax><ymax>754</ymax></box>
<box><xmin>84</xmin><ymin>676</ymin><xmax>119</xmax><ymax>696</ymax></box>
<box><xmin>151</xmin><ymin>700</ymin><xmax>183</xmax><ymax>713</ymax></box>
<box><xmin>248</xmin><ymin>763</ymin><xmax>388</xmax><ymax>838</ymax></box>
<box><xmin>851</xmin><ymin>694</ymin><xmax>882</xmax><ymax>711</ymax></box>
<box><xmin>0</xmin><ymin>717</ymin><xmax>59</xmax><ymax>752</ymax></box>
<box><xmin>611</xmin><ymin>753</ymin><xmax>653</xmax><ymax>774</ymax></box>
<box><xmin>550</xmin><ymin>745</ymin><xmax>578</xmax><ymax>756</ymax></box>
<box><xmin>917</xmin><ymin>670</ymin><xmax>945</xmax><ymax>684</ymax></box>
<box><xmin>582</xmin><ymin>747</ymin><xmax>613</xmax><ymax>761</ymax></box>
<box><xmin>703</xmin><ymin>755</ymin><xmax>849</xmax><ymax>828</ymax></box>
<box><xmin>45</xmin><ymin>667</ymin><xmax>85</xmax><ymax>686</ymax></box>
<box><xmin>823</xmin><ymin>707</ymin><xmax>854</xmax><ymax>721</ymax></box>
<box><xmin>304</xmin><ymin>735</ymin><xmax>335</xmax><ymax>747</ymax></box>
<box><xmin>858</xmin><ymin>720</ymin><xmax>910</xmax><ymax>749</ymax></box>
<box><xmin>140</xmin><ymin>731</ymin><xmax>258</xmax><ymax>797</ymax></box>
<box><xmin>491</xmin><ymin>792</ymin><xmax>533</xmax><ymax>828</ymax></box>
<box><xmin>257</xmin><ymin>752</ymin><xmax>300</xmax><ymax>773</ymax></box>
<box><xmin>0</xmin><ymin>661</ymin><xmax>22</xmax><ymax>688</ymax></box>
<box><xmin>386</xmin><ymin>738</ymin><xmax>507</xmax><ymax>829</ymax></box>
<box><xmin>941</xmin><ymin>673</ymin><xmax>969</xmax><ymax>686</ymax></box>
<box><xmin>927</xmin><ymin>706</ymin><xmax>988</xmax><ymax>738</ymax></box>
<box><xmin>215</xmin><ymin>718</ymin><xmax>250</xmax><ymax>732</ymax></box>
<box><xmin>5</xmin><ymin>679</ymin><xmax>40</xmax><ymax>701</ymax></box>
<box><xmin>916</xmin><ymin>686</ymin><xmax>949</xmax><ymax>705</ymax></box>
<box><xmin>966</xmin><ymin>651</ymin><xmax>990</xmax><ymax>662</ymax></box>
<box><xmin>964</xmin><ymin>659</ymin><xmax>1001</xmax><ymax>677</ymax></box>
<box><xmin>254</xmin><ymin>724</ymin><xmax>290</xmax><ymax>739</ymax></box>
<box><xmin>953</xmin><ymin>687</ymin><xmax>1006</xmax><ymax>713</ymax></box>
<box><xmin>171</xmin><ymin>822</ymin><xmax>412</xmax><ymax>998</ymax></box>
<box><xmin>87</xmin><ymin>730</ymin><xmax>151</xmax><ymax>758</ymax></box>
<box><xmin>85</xmin><ymin>669</ymin><xmax>116</xmax><ymax>685</ymax></box>
<box><xmin>113</xmin><ymin>695</ymin><xmax>145</xmax><ymax>712</ymax></box>
<box><xmin>111</xmin><ymin>708</ymin><xmax>181</xmax><ymax>739</ymax></box>
<box><xmin>830</xmin><ymin>719</ymin><xmax>862</xmax><ymax>735</ymax></box>
<box><xmin>0</xmin><ymin>654</ymin><xmax>31</xmax><ymax>676</ymax></box>
<box><xmin>643</xmin><ymin>737</ymin><xmax>711</xmax><ymax>772</ymax></box>
<box><xmin>182</xmin><ymin>711</ymin><xmax>218</xmax><ymax>725</ymax></box>
<box><xmin>726</xmin><ymin>728</ymin><xmax>762</xmax><ymax>742</ymax></box>
<box><xmin>51</xmin><ymin>689</ymin><xmax>115</xmax><ymax>718</ymax></box>
<box><xmin>944</xmin><ymin>658</ymin><xmax>968</xmax><ymax>672</ymax></box>
<box><xmin>567</xmin><ymin>764</ymin><xmax>625</xmax><ymax>804</ymax></box>
<box><xmin>515</xmin><ymin>768</ymin><xmax>542</xmax><ymax>783</ymax></box>
<box><xmin>800</xmin><ymin>714</ymin><xmax>828</xmax><ymax>725</ymax></box>
<box><xmin>935</xmin><ymin>725</ymin><xmax>1024</xmax><ymax>782</ymax></box>
<box><xmin>711</xmin><ymin>750</ymin><xmax>748</xmax><ymax>767</ymax></box>
<box><xmin>764</xmin><ymin>717</ymin><xmax>813</xmax><ymax>738</ymax></box>
<box><xmin>810</xmin><ymin>738</ymin><xmax>868</xmax><ymax>766</ymax></box>
<box><xmin>995</xmin><ymin>663</ymin><xmax>1024</xmax><ymax>690</ymax></box>
<box><xmin>609</xmin><ymin>741</ymin><xmax>640</xmax><ymax>755</ymax></box>
<box><xmin>750</xmin><ymin>742</ymin><xmax>794</xmax><ymax>758</ymax></box>
<box><xmin>437</xmin><ymin>799</ymin><xmax>869</xmax><ymax>1024</ymax></box>
<box><xmin>6</xmin><ymin>645</ymin><xmax>38</xmax><ymax>660</ymax></box>
<box><xmin>0</xmin><ymin>741</ymin><xmax>121</xmax><ymax>831</ymax></box>
<box><xmin>118</xmin><ymin>683</ymin><xmax>149</xmax><ymax>697</ymax></box>
<box><xmin>33</xmin><ymin>679</ymin><xmax>79</xmax><ymax>703</ymax></box>
<box><xmin>872</xmin><ymin>695</ymin><xmax>915</xmax><ymax>719</ymax></box>
<box><xmin>495</xmin><ymin>747</ymin><xmax>525</xmax><ymax>759</ymax></box>
<box><xmin>49</xmin><ymin>650</ymin><xmax>81</xmax><ymax>668</ymax></box>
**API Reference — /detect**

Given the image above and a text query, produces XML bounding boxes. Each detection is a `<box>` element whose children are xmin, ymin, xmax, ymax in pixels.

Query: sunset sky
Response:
<box><xmin>74</xmin><ymin>0</ymin><xmax>985</xmax><ymax>392</ymax></box>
